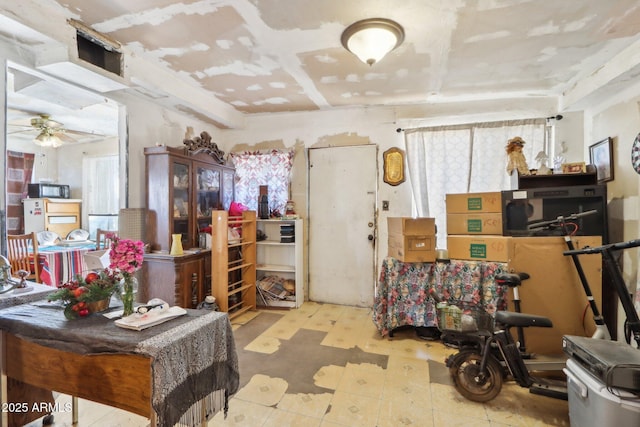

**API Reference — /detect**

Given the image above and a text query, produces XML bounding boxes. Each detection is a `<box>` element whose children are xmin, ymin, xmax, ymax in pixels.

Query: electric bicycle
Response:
<box><xmin>442</xmin><ymin>238</ymin><xmax>640</xmax><ymax>403</ymax></box>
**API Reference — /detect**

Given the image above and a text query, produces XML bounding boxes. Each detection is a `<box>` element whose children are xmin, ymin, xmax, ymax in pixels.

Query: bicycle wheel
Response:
<box><xmin>448</xmin><ymin>350</ymin><xmax>503</xmax><ymax>402</ymax></box>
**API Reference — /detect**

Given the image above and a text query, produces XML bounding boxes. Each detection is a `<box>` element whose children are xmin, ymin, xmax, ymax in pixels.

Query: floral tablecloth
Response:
<box><xmin>373</xmin><ymin>257</ymin><xmax>509</xmax><ymax>336</ymax></box>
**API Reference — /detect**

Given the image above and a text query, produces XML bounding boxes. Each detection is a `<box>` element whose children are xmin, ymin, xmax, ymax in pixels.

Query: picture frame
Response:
<box><xmin>383</xmin><ymin>147</ymin><xmax>405</xmax><ymax>186</ymax></box>
<box><xmin>589</xmin><ymin>137</ymin><xmax>614</xmax><ymax>183</ymax></box>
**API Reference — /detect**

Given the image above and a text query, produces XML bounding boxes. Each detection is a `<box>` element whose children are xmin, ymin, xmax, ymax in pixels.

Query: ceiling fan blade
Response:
<box><xmin>7</xmin><ymin>129</ymin><xmax>35</xmax><ymax>135</ymax></box>
<box><xmin>55</xmin><ymin>132</ymin><xmax>77</xmax><ymax>143</ymax></box>
<box><xmin>64</xmin><ymin>129</ymin><xmax>106</xmax><ymax>137</ymax></box>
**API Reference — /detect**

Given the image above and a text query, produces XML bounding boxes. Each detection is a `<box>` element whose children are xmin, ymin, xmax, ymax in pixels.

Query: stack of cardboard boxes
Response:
<box><xmin>445</xmin><ymin>191</ymin><xmax>512</xmax><ymax>262</ymax></box>
<box><xmin>387</xmin><ymin>217</ymin><xmax>436</xmax><ymax>262</ymax></box>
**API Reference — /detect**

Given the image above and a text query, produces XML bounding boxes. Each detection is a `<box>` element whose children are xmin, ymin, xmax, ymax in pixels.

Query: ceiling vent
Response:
<box><xmin>70</xmin><ymin>19</ymin><xmax>123</xmax><ymax>77</ymax></box>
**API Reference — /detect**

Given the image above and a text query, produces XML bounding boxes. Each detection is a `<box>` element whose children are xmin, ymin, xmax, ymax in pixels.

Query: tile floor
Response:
<box><xmin>26</xmin><ymin>302</ymin><xmax>570</xmax><ymax>426</ymax></box>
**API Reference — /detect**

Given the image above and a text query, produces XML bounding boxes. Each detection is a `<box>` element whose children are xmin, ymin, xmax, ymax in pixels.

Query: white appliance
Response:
<box><xmin>23</xmin><ymin>198</ymin><xmax>46</xmax><ymax>234</ymax></box>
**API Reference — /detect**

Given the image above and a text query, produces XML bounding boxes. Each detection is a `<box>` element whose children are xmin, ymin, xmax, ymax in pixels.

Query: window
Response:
<box><xmin>230</xmin><ymin>150</ymin><xmax>294</xmax><ymax>215</ymax></box>
<box><xmin>404</xmin><ymin>120</ymin><xmax>547</xmax><ymax>248</ymax></box>
<box><xmin>82</xmin><ymin>155</ymin><xmax>119</xmax><ymax>238</ymax></box>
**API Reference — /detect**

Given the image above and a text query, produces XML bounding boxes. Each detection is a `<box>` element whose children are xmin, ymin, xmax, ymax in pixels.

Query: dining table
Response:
<box><xmin>0</xmin><ymin>299</ymin><xmax>240</xmax><ymax>427</ymax></box>
<box><xmin>35</xmin><ymin>242</ymin><xmax>97</xmax><ymax>286</ymax></box>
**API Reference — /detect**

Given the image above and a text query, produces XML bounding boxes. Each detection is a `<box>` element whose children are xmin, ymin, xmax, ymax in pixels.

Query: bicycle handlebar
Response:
<box><xmin>527</xmin><ymin>209</ymin><xmax>598</xmax><ymax>230</ymax></box>
<box><xmin>564</xmin><ymin>238</ymin><xmax>640</xmax><ymax>256</ymax></box>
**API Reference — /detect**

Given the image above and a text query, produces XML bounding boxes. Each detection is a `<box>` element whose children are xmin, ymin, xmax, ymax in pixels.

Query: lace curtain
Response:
<box><xmin>404</xmin><ymin>119</ymin><xmax>547</xmax><ymax>249</ymax></box>
<box><xmin>229</xmin><ymin>149</ymin><xmax>294</xmax><ymax>214</ymax></box>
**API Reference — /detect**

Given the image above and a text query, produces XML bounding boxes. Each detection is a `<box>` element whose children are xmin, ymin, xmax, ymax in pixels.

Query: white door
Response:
<box><xmin>308</xmin><ymin>145</ymin><xmax>377</xmax><ymax>307</ymax></box>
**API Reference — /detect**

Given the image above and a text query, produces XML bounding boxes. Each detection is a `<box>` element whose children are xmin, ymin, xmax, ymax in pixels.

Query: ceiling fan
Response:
<box><xmin>29</xmin><ymin>114</ymin><xmax>75</xmax><ymax>147</ymax></box>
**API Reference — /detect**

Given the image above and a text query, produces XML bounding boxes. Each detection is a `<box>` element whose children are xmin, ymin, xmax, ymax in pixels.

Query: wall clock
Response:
<box><xmin>632</xmin><ymin>132</ymin><xmax>640</xmax><ymax>174</ymax></box>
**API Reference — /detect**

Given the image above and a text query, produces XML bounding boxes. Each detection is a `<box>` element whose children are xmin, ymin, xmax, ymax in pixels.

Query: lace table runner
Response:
<box><xmin>0</xmin><ymin>301</ymin><xmax>240</xmax><ymax>427</ymax></box>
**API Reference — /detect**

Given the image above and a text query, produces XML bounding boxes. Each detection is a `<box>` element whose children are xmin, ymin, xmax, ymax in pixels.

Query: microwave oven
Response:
<box><xmin>28</xmin><ymin>183</ymin><xmax>71</xmax><ymax>199</ymax></box>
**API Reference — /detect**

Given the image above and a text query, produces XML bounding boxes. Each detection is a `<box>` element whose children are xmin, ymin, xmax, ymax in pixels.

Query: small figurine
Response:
<box><xmin>17</xmin><ymin>269</ymin><xmax>29</xmax><ymax>288</ymax></box>
<box><xmin>506</xmin><ymin>136</ymin><xmax>531</xmax><ymax>176</ymax></box>
<box><xmin>535</xmin><ymin>151</ymin><xmax>552</xmax><ymax>175</ymax></box>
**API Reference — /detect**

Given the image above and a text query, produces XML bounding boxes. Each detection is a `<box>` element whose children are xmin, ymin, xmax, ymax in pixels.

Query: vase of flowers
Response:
<box><xmin>48</xmin><ymin>270</ymin><xmax>122</xmax><ymax>319</ymax></box>
<box><xmin>109</xmin><ymin>236</ymin><xmax>145</xmax><ymax>317</ymax></box>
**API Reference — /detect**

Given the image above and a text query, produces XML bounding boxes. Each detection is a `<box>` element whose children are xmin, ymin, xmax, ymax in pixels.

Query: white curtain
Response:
<box><xmin>83</xmin><ymin>155</ymin><xmax>120</xmax><ymax>214</ymax></box>
<box><xmin>405</xmin><ymin>119</ymin><xmax>547</xmax><ymax>249</ymax></box>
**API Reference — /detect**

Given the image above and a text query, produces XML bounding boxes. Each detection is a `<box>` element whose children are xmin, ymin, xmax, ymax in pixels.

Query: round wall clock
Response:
<box><xmin>632</xmin><ymin>132</ymin><xmax>640</xmax><ymax>174</ymax></box>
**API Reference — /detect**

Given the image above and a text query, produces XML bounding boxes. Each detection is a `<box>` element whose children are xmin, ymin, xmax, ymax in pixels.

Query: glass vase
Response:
<box><xmin>121</xmin><ymin>275</ymin><xmax>138</xmax><ymax>317</ymax></box>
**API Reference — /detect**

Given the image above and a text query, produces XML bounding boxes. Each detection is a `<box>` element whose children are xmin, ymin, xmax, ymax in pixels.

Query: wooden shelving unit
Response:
<box><xmin>256</xmin><ymin>218</ymin><xmax>304</xmax><ymax>308</ymax></box>
<box><xmin>211</xmin><ymin>210</ymin><xmax>256</xmax><ymax>318</ymax></box>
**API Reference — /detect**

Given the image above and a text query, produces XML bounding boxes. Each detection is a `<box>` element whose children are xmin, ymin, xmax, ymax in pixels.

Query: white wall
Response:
<box><xmin>584</xmin><ymin>96</ymin><xmax>640</xmax><ymax>339</ymax></box>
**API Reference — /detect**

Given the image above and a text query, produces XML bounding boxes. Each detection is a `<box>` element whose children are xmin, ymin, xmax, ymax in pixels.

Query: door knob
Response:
<box><xmin>368</xmin><ymin>234</ymin><xmax>374</xmax><ymax>241</ymax></box>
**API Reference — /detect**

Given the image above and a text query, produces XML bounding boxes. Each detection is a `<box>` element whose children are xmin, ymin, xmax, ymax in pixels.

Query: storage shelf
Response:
<box><xmin>255</xmin><ymin>218</ymin><xmax>304</xmax><ymax>308</ymax></box>
<box><xmin>229</xmin><ymin>240</ymin><xmax>255</xmax><ymax>249</ymax></box>
<box><xmin>212</xmin><ymin>210</ymin><xmax>257</xmax><ymax>315</ymax></box>
<box><xmin>257</xmin><ymin>240</ymin><xmax>295</xmax><ymax>246</ymax></box>
<box><xmin>257</xmin><ymin>263</ymin><xmax>295</xmax><ymax>272</ymax></box>
<box><xmin>228</xmin><ymin>305</ymin><xmax>253</xmax><ymax>318</ymax></box>
<box><xmin>228</xmin><ymin>283</ymin><xmax>254</xmax><ymax>296</ymax></box>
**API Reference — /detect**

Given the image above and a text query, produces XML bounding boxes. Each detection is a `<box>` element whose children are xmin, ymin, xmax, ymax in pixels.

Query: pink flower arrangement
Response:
<box><xmin>108</xmin><ymin>236</ymin><xmax>145</xmax><ymax>275</ymax></box>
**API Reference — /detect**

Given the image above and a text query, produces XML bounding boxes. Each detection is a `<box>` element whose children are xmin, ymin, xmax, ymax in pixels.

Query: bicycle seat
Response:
<box><xmin>495</xmin><ymin>311</ymin><xmax>553</xmax><ymax>328</ymax></box>
<box><xmin>495</xmin><ymin>272</ymin><xmax>530</xmax><ymax>287</ymax></box>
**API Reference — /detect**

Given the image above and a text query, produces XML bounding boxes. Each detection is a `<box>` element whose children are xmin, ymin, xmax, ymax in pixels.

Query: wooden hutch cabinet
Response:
<box><xmin>142</xmin><ymin>135</ymin><xmax>234</xmax><ymax>308</ymax></box>
<box><xmin>144</xmin><ymin>144</ymin><xmax>235</xmax><ymax>251</ymax></box>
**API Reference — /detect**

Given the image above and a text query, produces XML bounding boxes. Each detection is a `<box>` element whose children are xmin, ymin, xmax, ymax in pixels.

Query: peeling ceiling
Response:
<box><xmin>2</xmin><ymin>0</ymin><xmax>640</xmax><ymax>130</ymax></box>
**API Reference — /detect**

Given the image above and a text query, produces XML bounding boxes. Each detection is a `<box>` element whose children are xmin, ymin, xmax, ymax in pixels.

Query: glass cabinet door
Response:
<box><xmin>222</xmin><ymin>169</ymin><xmax>235</xmax><ymax>211</ymax></box>
<box><xmin>172</xmin><ymin>161</ymin><xmax>191</xmax><ymax>247</ymax></box>
<box><xmin>195</xmin><ymin>164</ymin><xmax>221</xmax><ymax>242</ymax></box>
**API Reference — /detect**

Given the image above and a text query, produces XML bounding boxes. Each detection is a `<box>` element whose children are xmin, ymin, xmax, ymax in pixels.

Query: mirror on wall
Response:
<box><xmin>5</xmin><ymin>63</ymin><xmax>121</xmax><ymax>238</ymax></box>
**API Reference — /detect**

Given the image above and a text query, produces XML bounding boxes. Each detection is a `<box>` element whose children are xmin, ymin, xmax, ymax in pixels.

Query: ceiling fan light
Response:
<box><xmin>34</xmin><ymin>132</ymin><xmax>62</xmax><ymax>148</ymax></box>
<box><xmin>341</xmin><ymin>18</ymin><xmax>405</xmax><ymax>66</ymax></box>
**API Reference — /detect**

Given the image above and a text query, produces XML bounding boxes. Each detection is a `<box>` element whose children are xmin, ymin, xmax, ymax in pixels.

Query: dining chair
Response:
<box><xmin>6</xmin><ymin>232</ymin><xmax>40</xmax><ymax>283</ymax></box>
<box><xmin>36</xmin><ymin>230</ymin><xmax>61</xmax><ymax>246</ymax></box>
<box><xmin>96</xmin><ymin>229</ymin><xmax>118</xmax><ymax>250</ymax></box>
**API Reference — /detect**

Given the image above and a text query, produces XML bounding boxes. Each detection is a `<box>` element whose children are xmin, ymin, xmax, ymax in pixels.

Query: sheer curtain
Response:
<box><xmin>229</xmin><ymin>149</ymin><xmax>294</xmax><ymax>214</ymax></box>
<box><xmin>405</xmin><ymin>119</ymin><xmax>547</xmax><ymax>248</ymax></box>
<box><xmin>83</xmin><ymin>155</ymin><xmax>120</xmax><ymax>215</ymax></box>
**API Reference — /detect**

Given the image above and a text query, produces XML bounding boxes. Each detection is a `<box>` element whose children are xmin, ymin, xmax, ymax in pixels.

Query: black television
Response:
<box><xmin>501</xmin><ymin>185</ymin><xmax>608</xmax><ymax>243</ymax></box>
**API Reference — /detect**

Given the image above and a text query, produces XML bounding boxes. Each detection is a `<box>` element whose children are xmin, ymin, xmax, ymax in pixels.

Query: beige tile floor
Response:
<box><xmin>26</xmin><ymin>302</ymin><xmax>570</xmax><ymax>426</ymax></box>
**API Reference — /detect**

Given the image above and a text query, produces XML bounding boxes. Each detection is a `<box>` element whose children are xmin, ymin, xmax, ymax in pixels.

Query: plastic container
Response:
<box><xmin>564</xmin><ymin>358</ymin><xmax>640</xmax><ymax>427</ymax></box>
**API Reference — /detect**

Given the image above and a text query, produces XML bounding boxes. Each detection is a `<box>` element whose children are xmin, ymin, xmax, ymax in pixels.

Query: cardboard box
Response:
<box><xmin>447</xmin><ymin>235</ymin><xmax>512</xmax><ymax>262</ymax></box>
<box><xmin>388</xmin><ymin>217</ymin><xmax>436</xmax><ymax>235</ymax></box>
<box><xmin>446</xmin><ymin>213</ymin><xmax>503</xmax><ymax>235</ymax></box>
<box><xmin>445</xmin><ymin>192</ymin><xmax>502</xmax><ymax>213</ymax></box>
<box><xmin>388</xmin><ymin>233</ymin><xmax>436</xmax><ymax>263</ymax></box>
<box><xmin>507</xmin><ymin>236</ymin><xmax>602</xmax><ymax>355</ymax></box>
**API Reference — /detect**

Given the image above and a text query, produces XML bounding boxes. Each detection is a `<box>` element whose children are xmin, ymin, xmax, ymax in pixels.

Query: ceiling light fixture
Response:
<box><xmin>34</xmin><ymin>130</ymin><xmax>63</xmax><ymax>148</ymax></box>
<box><xmin>341</xmin><ymin>18</ymin><xmax>405</xmax><ymax>66</ymax></box>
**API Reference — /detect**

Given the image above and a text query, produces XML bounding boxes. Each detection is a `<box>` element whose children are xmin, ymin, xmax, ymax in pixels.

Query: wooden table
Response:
<box><xmin>0</xmin><ymin>303</ymin><xmax>239</xmax><ymax>427</ymax></box>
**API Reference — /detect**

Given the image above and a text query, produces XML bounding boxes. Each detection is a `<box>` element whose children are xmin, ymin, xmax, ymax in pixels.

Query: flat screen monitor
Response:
<box><xmin>501</xmin><ymin>185</ymin><xmax>608</xmax><ymax>243</ymax></box>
